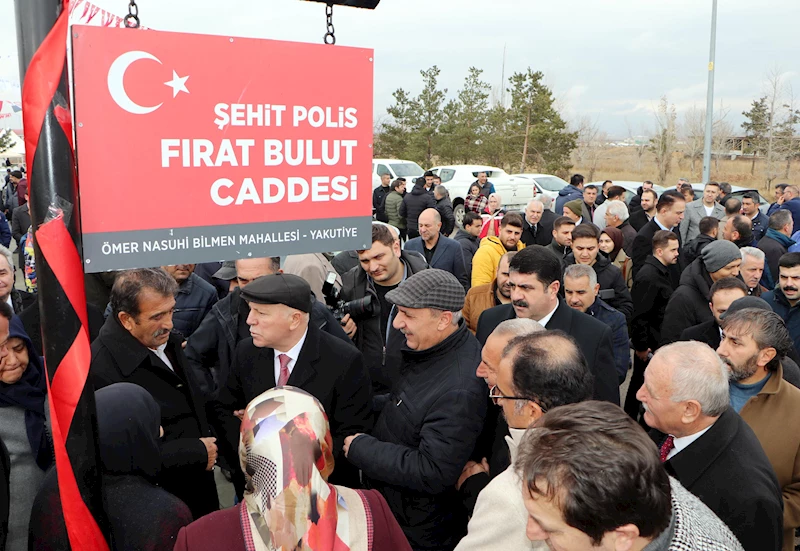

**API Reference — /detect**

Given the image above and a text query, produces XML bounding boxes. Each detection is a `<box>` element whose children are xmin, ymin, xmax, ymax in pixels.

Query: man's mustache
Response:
<box><xmin>512</xmin><ymin>300</ymin><xmax>528</xmax><ymax>308</ymax></box>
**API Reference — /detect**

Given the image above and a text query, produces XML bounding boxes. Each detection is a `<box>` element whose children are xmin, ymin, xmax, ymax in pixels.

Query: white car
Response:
<box><xmin>372</xmin><ymin>159</ymin><xmax>424</xmax><ymax>190</ymax></box>
<box><xmin>429</xmin><ymin>165</ymin><xmax>534</xmax><ymax>226</ymax></box>
<box><xmin>511</xmin><ymin>173</ymin><xmax>570</xmax><ymax>210</ymax></box>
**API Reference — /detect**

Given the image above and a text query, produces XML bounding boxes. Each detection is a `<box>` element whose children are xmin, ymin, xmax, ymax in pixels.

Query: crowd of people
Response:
<box><xmin>1</xmin><ymin>170</ymin><xmax>800</xmax><ymax>550</ymax></box>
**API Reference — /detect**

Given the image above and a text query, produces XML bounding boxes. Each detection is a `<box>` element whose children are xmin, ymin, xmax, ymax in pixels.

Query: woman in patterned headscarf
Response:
<box><xmin>174</xmin><ymin>387</ymin><xmax>410</xmax><ymax>551</ymax></box>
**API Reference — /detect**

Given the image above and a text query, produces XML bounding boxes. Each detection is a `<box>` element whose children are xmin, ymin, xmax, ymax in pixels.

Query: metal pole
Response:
<box><xmin>14</xmin><ymin>0</ymin><xmax>110</xmax><ymax>548</ymax></box>
<box><xmin>702</xmin><ymin>0</ymin><xmax>718</xmax><ymax>184</ymax></box>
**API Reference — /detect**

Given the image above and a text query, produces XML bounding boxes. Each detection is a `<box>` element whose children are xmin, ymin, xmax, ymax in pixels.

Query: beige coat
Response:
<box><xmin>611</xmin><ymin>249</ymin><xmax>633</xmax><ymax>290</ymax></box>
<box><xmin>455</xmin><ymin>428</ymin><xmax>545</xmax><ymax>551</ymax></box>
<box><xmin>740</xmin><ymin>364</ymin><xmax>800</xmax><ymax>551</ymax></box>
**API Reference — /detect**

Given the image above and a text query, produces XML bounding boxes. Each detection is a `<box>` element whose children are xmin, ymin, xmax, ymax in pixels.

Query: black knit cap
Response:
<box><xmin>240</xmin><ymin>273</ymin><xmax>312</xmax><ymax>313</ymax></box>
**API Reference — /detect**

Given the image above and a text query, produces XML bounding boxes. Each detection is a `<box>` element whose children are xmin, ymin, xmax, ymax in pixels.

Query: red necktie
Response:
<box><xmin>277</xmin><ymin>353</ymin><xmax>291</xmax><ymax>387</ymax></box>
<box><xmin>660</xmin><ymin>435</ymin><xmax>675</xmax><ymax>463</ymax></box>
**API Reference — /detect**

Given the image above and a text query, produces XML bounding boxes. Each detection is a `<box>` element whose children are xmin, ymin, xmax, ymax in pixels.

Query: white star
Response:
<box><xmin>164</xmin><ymin>70</ymin><xmax>189</xmax><ymax>98</ymax></box>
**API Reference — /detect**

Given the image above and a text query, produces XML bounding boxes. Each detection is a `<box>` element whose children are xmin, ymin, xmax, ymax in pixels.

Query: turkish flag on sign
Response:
<box><xmin>71</xmin><ymin>26</ymin><xmax>373</xmax><ymax>238</ymax></box>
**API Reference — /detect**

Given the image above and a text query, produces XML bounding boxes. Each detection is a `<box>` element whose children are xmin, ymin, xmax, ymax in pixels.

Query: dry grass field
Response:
<box><xmin>572</xmin><ymin>146</ymin><xmax>800</xmax><ymax>194</ymax></box>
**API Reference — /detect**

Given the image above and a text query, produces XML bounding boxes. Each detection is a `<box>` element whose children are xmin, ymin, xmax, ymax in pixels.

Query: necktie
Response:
<box><xmin>659</xmin><ymin>435</ymin><xmax>675</xmax><ymax>463</ymax></box>
<box><xmin>277</xmin><ymin>353</ymin><xmax>291</xmax><ymax>386</ymax></box>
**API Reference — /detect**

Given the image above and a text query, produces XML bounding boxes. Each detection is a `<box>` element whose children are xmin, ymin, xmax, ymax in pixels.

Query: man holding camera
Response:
<box><xmin>340</xmin><ymin>223</ymin><xmax>428</xmax><ymax>398</ymax></box>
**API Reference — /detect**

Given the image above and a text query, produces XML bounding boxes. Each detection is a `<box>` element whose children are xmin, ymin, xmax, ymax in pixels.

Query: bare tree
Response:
<box><xmin>711</xmin><ymin>103</ymin><xmax>734</xmax><ymax>173</ymax></box>
<box><xmin>649</xmin><ymin>96</ymin><xmax>678</xmax><ymax>187</ymax></box>
<box><xmin>680</xmin><ymin>105</ymin><xmax>705</xmax><ymax>179</ymax></box>
<box><xmin>572</xmin><ymin>116</ymin><xmax>606</xmax><ymax>181</ymax></box>
<box><xmin>625</xmin><ymin>118</ymin><xmax>650</xmax><ymax>172</ymax></box>
<box><xmin>763</xmin><ymin>69</ymin><xmax>785</xmax><ymax>189</ymax></box>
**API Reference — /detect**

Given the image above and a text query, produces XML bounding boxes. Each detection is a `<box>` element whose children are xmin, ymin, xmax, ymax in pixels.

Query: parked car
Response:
<box><xmin>372</xmin><ymin>159</ymin><xmax>424</xmax><ymax>190</ymax></box>
<box><xmin>690</xmin><ymin>183</ymin><xmax>769</xmax><ymax>214</ymax></box>
<box><xmin>430</xmin><ymin>165</ymin><xmax>534</xmax><ymax>226</ymax></box>
<box><xmin>587</xmin><ymin>181</ymin><xmax>667</xmax><ymax>205</ymax></box>
<box><xmin>511</xmin><ymin>173</ymin><xmax>570</xmax><ymax>210</ymax></box>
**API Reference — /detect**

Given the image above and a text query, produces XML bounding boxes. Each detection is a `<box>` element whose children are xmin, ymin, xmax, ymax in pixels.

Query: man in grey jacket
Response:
<box><xmin>680</xmin><ymin>182</ymin><xmax>725</xmax><ymax>243</ymax></box>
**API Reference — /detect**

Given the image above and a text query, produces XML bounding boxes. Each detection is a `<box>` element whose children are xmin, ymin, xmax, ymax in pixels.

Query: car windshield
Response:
<box><xmin>534</xmin><ymin>176</ymin><xmax>569</xmax><ymax>191</ymax></box>
<box><xmin>390</xmin><ymin>162</ymin><xmax>424</xmax><ymax>177</ymax></box>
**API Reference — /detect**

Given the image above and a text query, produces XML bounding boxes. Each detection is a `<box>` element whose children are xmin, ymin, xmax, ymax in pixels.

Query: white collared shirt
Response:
<box><xmin>149</xmin><ymin>343</ymin><xmax>174</xmax><ymax>372</ymax></box>
<box><xmin>667</xmin><ymin>425</ymin><xmax>713</xmax><ymax>460</ymax></box>
<box><xmin>654</xmin><ymin>216</ymin><xmax>671</xmax><ymax>231</ymax></box>
<box><xmin>535</xmin><ymin>302</ymin><xmax>560</xmax><ymax>328</ymax></box>
<box><xmin>5</xmin><ymin>295</ymin><xmax>12</xmax><ymax>311</ymax></box>
<box><xmin>274</xmin><ymin>328</ymin><xmax>308</xmax><ymax>384</ymax></box>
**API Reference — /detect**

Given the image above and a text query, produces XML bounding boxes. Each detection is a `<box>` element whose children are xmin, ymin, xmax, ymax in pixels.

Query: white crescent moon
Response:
<box><xmin>107</xmin><ymin>51</ymin><xmax>163</xmax><ymax>115</ymax></box>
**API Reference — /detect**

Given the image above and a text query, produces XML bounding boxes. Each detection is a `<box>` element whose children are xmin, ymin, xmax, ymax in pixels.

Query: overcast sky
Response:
<box><xmin>0</xmin><ymin>0</ymin><xmax>798</xmax><ymax>137</ymax></box>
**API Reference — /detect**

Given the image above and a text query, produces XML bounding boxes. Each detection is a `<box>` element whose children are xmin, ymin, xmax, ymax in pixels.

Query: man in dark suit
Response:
<box><xmin>520</xmin><ymin>198</ymin><xmax>557</xmax><ymax>247</ymax></box>
<box><xmin>404</xmin><ymin>208</ymin><xmax>468</xmax><ymax>289</ymax></box>
<box><xmin>91</xmin><ymin>268</ymin><xmax>219</xmax><ymax>519</ymax></box>
<box><xmin>631</xmin><ymin>190</ymin><xmax>686</xmax><ymax>285</ymax></box>
<box><xmin>637</xmin><ymin>341</ymin><xmax>784</xmax><ymax>551</ymax></box>
<box><xmin>628</xmin><ymin>187</ymin><xmax>658</xmax><ymax>232</ymax></box>
<box><xmin>678</xmin><ymin>277</ymin><xmax>748</xmax><ymax>349</ymax></box>
<box><xmin>476</xmin><ymin>246</ymin><xmax>619</xmax><ymax>405</ymax></box>
<box><xmin>209</xmin><ymin>273</ymin><xmax>373</xmax><ymax>494</ymax></box>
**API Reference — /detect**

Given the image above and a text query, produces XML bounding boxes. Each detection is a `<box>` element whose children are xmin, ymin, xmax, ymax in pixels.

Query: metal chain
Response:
<box><xmin>324</xmin><ymin>3</ymin><xmax>335</xmax><ymax>45</ymax></box>
<box><xmin>124</xmin><ymin>0</ymin><xmax>140</xmax><ymax>29</ymax></box>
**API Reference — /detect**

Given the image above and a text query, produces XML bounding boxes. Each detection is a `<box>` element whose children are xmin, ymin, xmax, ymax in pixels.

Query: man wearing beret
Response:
<box><xmin>209</xmin><ymin>273</ymin><xmax>373</xmax><ymax>493</ymax></box>
<box><xmin>344</xmin><ymin>269</ymin><xmax>487</xmax><ymax>551</ymax></box>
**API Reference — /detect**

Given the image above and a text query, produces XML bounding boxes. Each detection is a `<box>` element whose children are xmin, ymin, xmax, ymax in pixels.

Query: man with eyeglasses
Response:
<box><xmin>455</xmin><ymin>331</ymin><xmax>594</xmax><ymax>551</ymax></box>
<box><xmin>456</xmin><ymin>318</ymin><xmax>543</xmax><ymax>515</ymax></box>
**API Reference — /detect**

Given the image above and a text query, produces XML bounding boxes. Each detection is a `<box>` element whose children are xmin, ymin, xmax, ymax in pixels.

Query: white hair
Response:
<box><xmin>740</xmin><ymin>246</ymin><xmax>765</xmax><ymax>264</ymax></box>
<box><xmin>606</xmin><ymin>201</ymin><xmax>630</xmax><ymax>222</ymax></box>
<box><xmin>564</xmin><ymin>263</ymin><xmax>598</xmax><ymax>288</ymax></box>
<box><xmin>0</xmin><ymin>245</ymin><xmax>14</xmax><ymax>270</ymax></box>
<box><xmin>659</xmin><ymin>342</ymin><xmax>729</xmax><ymax>417</ymax></box>
<box><xmin>526</xmin><ymin>199</ymin><xmax>544</xmax><ymax>210</ymax></box>
<box><xmin>451</xmin><ymin>310</ymin><xmax>463</xmax><ymax>326</ymax></box>
<box><xmin>492</xmin><ymin>318</ymin><xmax>544</xmax><ymax>338</ymax></box>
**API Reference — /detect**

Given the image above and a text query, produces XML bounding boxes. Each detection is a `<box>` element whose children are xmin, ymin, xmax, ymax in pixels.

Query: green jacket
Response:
<box><xmin>385</xmin><ymin>191</ymin><xmax>406</xmax><ymax>229</ymax></box>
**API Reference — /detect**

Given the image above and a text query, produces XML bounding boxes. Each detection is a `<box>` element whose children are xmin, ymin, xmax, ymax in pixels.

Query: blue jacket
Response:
<box><xmin>404</xmin><ymin>235</ymin><xmax>468</xmax><ymax>290</ymax></box>
<box><xmin>0</xmin><ymin>211</ymin><xmax>10</xmax><ymax>249</ymax></box>
<box><xmin>554</xmin><ymin>184</ymin><xmax>583</xmax><ymax>217</ymax></box>
<box><xmin>587</xmin><ymin>298</ymin><xmax>630</xmax><ymax>382</ymax></box>
<box><xmin>780</xmin><ymin>198</ymin><xmax>800</xmax><ymax>234</ymax></box>
<box><xmin>762</xmin><ymin>287</ymin><xmax>800</xmax><ymax>356</ymax></box>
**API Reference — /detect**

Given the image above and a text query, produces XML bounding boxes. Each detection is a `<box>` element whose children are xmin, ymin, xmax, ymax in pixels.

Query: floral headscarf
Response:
<box><xmin>239</xmin><ymin>387</ymin><xmax>358</xmax><ymax>551</ymax></box>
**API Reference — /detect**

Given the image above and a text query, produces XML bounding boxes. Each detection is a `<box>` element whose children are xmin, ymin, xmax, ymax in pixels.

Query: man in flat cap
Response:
<box><xmin>209</xmin><ymin>273</ymin><xmax>373</xmax><ymax>494</ymax></box>
<box><xmin>344</xmin><ymin>269</ymin><xmax>486</xmax><ymax>551</ymax></box>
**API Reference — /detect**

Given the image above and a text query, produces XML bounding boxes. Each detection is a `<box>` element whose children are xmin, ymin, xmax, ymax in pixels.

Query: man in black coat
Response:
<box><xmin>209</xmin><ymin>273</ymin><xmax>373</xmax><ymax>494</ymax></box>
<box><xmin>627</xmin><ymin>230</ymin><xmax>681</xmax><ymax>419</ymax></box>
<box><xmin>340</xmin><ymin>223</ymin><xmax>428</xmax><ymax>397</ymax></box>
<box><xmin>562</xmin><ymin>223</ymin><xmax>633</xmax><ymax>322</ymax></box>
<box><xmin>678</xmin><ymin>277</ymin><xmax>748</xmax><ymax>349</ymax></box>
<box><xmin>631</xmin><ymin>190</ymin><xmax>686</xmax><ymax>283</ymax></box>
<box><xmin>661</xmin><ymin>240</ymin><xmax>743</xmax><ymax>346</ymax></box>
<box><xmin>345</xmin><ymin>269</ymin><xmax>486</xmax><ymax>551</ymax></box>
<box><xmin>639</xmin><ymin>342</ymin><xmax>784</xmax><ymax>551</ymax></box>
<box><xmin>434</xmin><ymin>185</ymin><xmax>456</xmax><ymax>236</ymax></box>
<box><xmin>475</xmin><ymin>246</ymin><xmax>619</xmax><ymax>405</ymax></box>
<box><xmin>400</xmin><ymin>179</ymin><xmax>436</xmax><ymax>240</ymax></box>
<box><xmin>520</xmin><ymin>198</ymin><xmax>557</xmax><ymax>246</ymax></box>
<box><xmin>758</xmin><ymin>209</ymin><xmax>795</xmax><ymax>289</ymax></box>
<box><xmin>90</xmin><ymin>268</ymin><xmax>219</xmax><ymax>519</ymax></box>
<box><xmin>185</xmin><ymin>256</ymin><xmax>350</xmax><ymax>398</ymax></box>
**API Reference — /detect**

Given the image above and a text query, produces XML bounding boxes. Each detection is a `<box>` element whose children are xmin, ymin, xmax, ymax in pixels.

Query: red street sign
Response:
<box><xmin>71</xmin><ymin>26</ymin><xmax>373</xmax><ymax>272</ymax></box>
